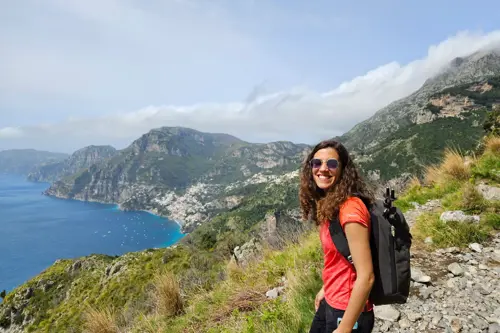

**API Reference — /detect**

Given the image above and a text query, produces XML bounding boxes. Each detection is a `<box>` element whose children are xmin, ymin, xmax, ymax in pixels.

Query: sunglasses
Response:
<box><xmin>310</xmin><ymin>158</ymin><xmax>339</xmax><ymax>170</ymax></box>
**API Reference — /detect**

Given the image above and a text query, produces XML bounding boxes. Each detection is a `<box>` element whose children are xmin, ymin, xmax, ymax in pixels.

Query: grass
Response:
<box><xmin>484</xmin><ymin>135</ymin><xmax>500</xmax><ymax>154</ymax></box>
<box><xmin>2</xmin><ymin>132</ymin><xmax>498</xmax><ymax>333</ymax></box>
<box><xmin>394</xmin><ymin>179</ymin><xmax>462</xmax><ymax>212</ymax></box>
<box><xmin>423</xmin><ymin>147</ymin><xmax>472</xmax><ymax>186</ymax></box>
<box><xmin>400</xmin><ymin>135</ymin><xmax>500</xmax><ymax>248</ymax></box>
<box><xmin>470</xmin><ymin>135</ymin><xmax>500</xmax><ymax>182</ymax></box>
<box><xmin>82</xmin><ymin>307</ymin><xmax>119</xmax><ymax>333</ymax></box>
<box><xmin>150</xmin><ymin>271</ymin><xmax>184</xmax><ymax>318</ymax></box>
<box><xmin>129</xmin><ymin>230</ymin><xmax>323</xmax><ymax>333</ymax></box>
<box><xmin>412</xmin><ymin>212</ymin><xmax>491</xmax><ymax>248</ymax></box>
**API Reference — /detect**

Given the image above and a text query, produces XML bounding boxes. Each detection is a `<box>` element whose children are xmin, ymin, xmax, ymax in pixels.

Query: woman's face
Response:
<box><xmin>311</xmin><ymin>147</ymin><xmax>341</xmax><ymax>190</ymax></box>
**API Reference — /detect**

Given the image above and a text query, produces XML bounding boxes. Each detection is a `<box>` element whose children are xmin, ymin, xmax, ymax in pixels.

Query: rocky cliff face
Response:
<box><xmin>39</xmin><ymin>50</ymin><xmax>500</xmax><ymax>230</ymax></box>
<box><xmin>341</xmin><ymin>49</ymin><xmax>500</xmax><ymax>180</ymax></box>
<box><xmin>44</xmin><ymin>127</ymin><xmax>309</xmax><ymax>231</ymax></box>
<box><xmin>342</xmin><ymin>49</ymin><xmax>500</xmax><ymax>151</ymax></box>
<box><xmin>27</xmin><ymin>145</ymin><xmax>117</xmax><ymax>183</ymax></box>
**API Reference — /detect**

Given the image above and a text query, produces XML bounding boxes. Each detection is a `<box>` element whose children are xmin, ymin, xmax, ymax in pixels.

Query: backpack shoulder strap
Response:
<box><xmin>329</xmin><ymin>194</ymin><xmax>371</xmax><ymax>266</ymax></box>
<box><xmin>329</xmin><ymin>218</ymin><xmax>353</xmax><ymax>265</ymax></box>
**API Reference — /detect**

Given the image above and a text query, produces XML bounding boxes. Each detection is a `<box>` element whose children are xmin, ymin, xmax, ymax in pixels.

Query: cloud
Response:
<box><xmin>0</xmin><ymin>0</ymin><xmax>294</xmax><ymax>117</ymax></box>
<box><xmin>0</xmin><ymin>127</ymin><xmax>24</xmax><ymax>139</ymax></box>
<box><xmin>2</xmin><ymin>0</ymin><xmax>500</xmax><ymax>154</ymax></box>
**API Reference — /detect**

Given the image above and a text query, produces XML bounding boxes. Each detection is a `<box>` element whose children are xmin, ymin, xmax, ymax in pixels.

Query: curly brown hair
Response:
<box><xmin>299</xmin><ymin>139</ymin><xmax>374</xmax><ymax>225</ymax></box>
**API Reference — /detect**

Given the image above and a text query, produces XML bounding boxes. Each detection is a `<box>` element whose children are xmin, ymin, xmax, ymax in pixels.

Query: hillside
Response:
<box><xmin>0</xmin><ymin>149</ymin><xmax>68</xmax><ymax>176</ymax></box>
<box><xmin>1</xmin><ymin>135</ymin><xmax>498</xmax><ymax>333</ymax></box>
<box><xmin>27</xmin><ymin>145</ymin><xmax>118</xmax><ymax>183</ymax></box>
<box><xmin>0</xmin><ymin>170</ymin><xmax>309</xmax><ymax>332</ymax></box>
<box><xmin>43</xmin><ymin>127</ymin><xmax>309</xmax><ymax>232</ymax></box>
<box><xmin>341</xmin><ymin>49</ymin><xmax>500</xmax><ymax>181</ymax></box>
<box><xmin>30</xmin><ymin>49</ymin><xmax>500</xmax><ymax>236</ymax></box>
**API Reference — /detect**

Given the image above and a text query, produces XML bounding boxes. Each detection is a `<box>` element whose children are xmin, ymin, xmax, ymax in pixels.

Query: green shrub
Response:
<box><xmin>413</xmin><ymin>213</ymin><xmax>491</xmax><ymax>248</ymax></box>
<box><xmin>472</xmin><ymin>151</ymin><xmax>500</xmax><ymax>182</ymax></box>
<box><xmin>461</xmin><ymin>183</ymin><xmax>487</xmax><ymax>213</ymax></box>
<box><xmin>483</xmin><ymin>212</ymin><xmax>500</xmax><ymax>230</ymax></box>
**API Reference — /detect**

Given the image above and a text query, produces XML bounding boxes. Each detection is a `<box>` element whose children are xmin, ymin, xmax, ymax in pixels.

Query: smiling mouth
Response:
<box><xmin>317</xmin><ymin>175</ymin><xmax>332</xmax><ymax>180</ymax></box>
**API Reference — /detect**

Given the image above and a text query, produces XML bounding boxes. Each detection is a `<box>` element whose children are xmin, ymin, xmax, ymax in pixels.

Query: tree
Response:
<box><xmin>0</xmin><ymin>290</ymin><xmax>6</xmax><ymax>300</ymax></box>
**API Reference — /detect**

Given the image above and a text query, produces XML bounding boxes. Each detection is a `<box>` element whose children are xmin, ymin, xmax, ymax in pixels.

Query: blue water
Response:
<box><xmin>0</xmin><ymin>174</ymin><xmax>185</xmax><ymax>293</ymax></box>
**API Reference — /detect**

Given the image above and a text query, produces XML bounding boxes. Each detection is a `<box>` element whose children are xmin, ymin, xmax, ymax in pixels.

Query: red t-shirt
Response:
<box><xmin>319</xmin><ymin>196</ymin><xmax>373</xmax><ymax>311</ymax></box>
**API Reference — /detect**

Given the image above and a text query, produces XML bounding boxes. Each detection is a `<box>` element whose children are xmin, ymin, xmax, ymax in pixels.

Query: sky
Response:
<box><xmin>2</xmin><ymin>0</ymin><xmax>500</xmax><ymax>153</ymax></box>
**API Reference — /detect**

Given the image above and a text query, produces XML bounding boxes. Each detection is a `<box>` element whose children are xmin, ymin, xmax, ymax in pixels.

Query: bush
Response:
<box><xmin>483</xmin><ymin>213</ymin><xmax>500</xmax><ymax>230</ymax></box>
<box><xmin>82</xmin><ymin>307</ymin><xmax>119</xmax><ymax>333</ymax></box>
<box><xmin>440</xmin><ymin>148</ymin><xmax>471</xmax><ymax>181</ymax></box>
<box><xmin>471</xmin><ymin>145</ymin><xmax>500</xmax><ymax>182</ymax></box>
<box><xmin>151</xmin><ymin>272</ymin><xmax>183</xmax><ymax>318</ymax></box>
<box><xmin>484</xmin><ymin>135</ymin><xmax>500</xmax><ymax>154</ymax></box>
<box><xmin>461</xmin><ymin>183</ymin><xmax>487</xmax><ymax>213</ymax></box>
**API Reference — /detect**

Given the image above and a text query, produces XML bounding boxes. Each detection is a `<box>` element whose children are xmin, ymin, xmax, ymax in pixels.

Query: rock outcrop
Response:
<box><xmin>27</xmin><ymin>145</ymin><xmax>117</xmax><ymax>183</ymax></box>
<box><xmin>42</xmin><ymin>127</ymin><xmax>309</xmax><ymax>232</ymax></box>
<box><xmin>342</xmin><ymin>49</ymin><xmax>500</xmax><ymax>181</ymax></box>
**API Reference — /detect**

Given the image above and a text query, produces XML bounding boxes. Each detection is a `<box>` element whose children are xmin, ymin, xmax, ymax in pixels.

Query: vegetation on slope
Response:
<box><xmin>128</xmin><ymin>231</ymin><xmax>323</xmax><ymax>333</ymax></box>
<box><xmin>395</xmin><ymin>135</ymin><xmax>500</xmax><ymax>248</ymax></box>
<box><xmin>435</xmin><ymin>76</ymin><xmax>500</xmax><ymax>108</ymax></box>
<box><xmin>45</xmin><ymin>127</ymin><xmax>308</xmax><ymax>203</ymax></box>
<box><xmin>85</xmin><ymin>135</ymin><xmax>498</xmax><ymax>333</ymax></box>
<box><xmin>358</xmin><ymin>109</ymin><xmax>488</xmax><ymax>179</ymax></box>
<box><xmin>1</xmin><ymin>132</ymin><xmax>498</xmax><ymax>332</ymax></box>
<box><xmin>0</xmin><ymin>175</ymin><xmax>304</xmax><ymax>332</ymax></box>
<box><xmin>27</xmin><ymin>145</ymin><xmax>118</xmax><ymax>183</ymax></box>
<box><xmin>355</xmin><ymin>75</ymin><xmax>500</xmax><ymax>181</ymax></box>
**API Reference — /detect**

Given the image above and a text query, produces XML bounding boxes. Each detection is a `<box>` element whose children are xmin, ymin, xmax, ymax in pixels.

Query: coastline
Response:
<box><xmin>1</xmin><ymin>176</ymin><xmax>187</xmax><ymax>295</ymax></box>
<box><xmin>41</xmin><ymin>188</ymin><xmax>187</xmax><ymax>232</ymax></box>
<box><xmin>117</xmin><ymin>203</ymin><xmax>187</xmax><ymax>232</ymax></box>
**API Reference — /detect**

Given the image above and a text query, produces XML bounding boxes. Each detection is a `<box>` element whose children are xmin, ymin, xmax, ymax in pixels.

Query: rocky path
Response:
<box><xmin>372</xmin><ymin>200</ymin><xmax>500</xmax><ymax>333</ymax></box>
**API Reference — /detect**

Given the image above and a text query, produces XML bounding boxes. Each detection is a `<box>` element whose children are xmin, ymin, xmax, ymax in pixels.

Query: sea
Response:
<box><xmin>0</xmin><ymin>173</ymin><xmax>185</xmax><ymax>293</ymax></box>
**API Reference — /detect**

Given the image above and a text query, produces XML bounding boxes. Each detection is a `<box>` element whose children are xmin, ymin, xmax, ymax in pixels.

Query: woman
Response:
<box><xmin>300</xmin><ymin>139</ymin><xmax>375</xmax><ymax>333</ymax></box>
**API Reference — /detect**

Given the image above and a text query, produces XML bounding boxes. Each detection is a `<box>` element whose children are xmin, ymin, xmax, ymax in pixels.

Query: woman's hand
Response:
<box><xmin>314</xmin><ymin>286</ymin><xmax>325</xmax><ymax>311</ymax></box>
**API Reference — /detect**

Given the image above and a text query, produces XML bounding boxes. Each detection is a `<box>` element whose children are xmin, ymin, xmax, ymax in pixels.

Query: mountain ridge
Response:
<box><xmin>341</xmin><ymin>49</ymin><xmax>500</xmax><ymax>152</ymax></box>
<box><xmin>0</xmin><ymin>149</ymin><xmax>69</xmax><ymax>176</ymax></box>
<box><xmin>27</xmin><ymin>145</ymin><xmax>118</xmax><ymax>183</ymax></box>
<box><xmin>42</xmin><ymin>126</ymin><xmax>310</xmax><ymax>232</ymax></box>
<box><xmin>17</xmin><ymin>49</ymin><xmax>500</xmax><ymax>233</ymax></box>
<box><xmin>340</xmin><ymin>49</ymin><xmax>500</xmax><ymax>180</ymax></box>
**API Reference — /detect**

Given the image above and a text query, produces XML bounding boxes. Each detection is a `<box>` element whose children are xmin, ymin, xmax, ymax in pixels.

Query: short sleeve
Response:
<box><xmin>339</xmin><ymin>197</ymin><xmax>370</xmax><ymax>229</ymax></box>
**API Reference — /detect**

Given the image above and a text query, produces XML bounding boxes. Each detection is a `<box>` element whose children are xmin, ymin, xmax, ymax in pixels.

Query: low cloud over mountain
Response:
<box><xmin>2</xmin><ymin>29</ymin><xmax>500</xmax><ymax>152</ymax></box>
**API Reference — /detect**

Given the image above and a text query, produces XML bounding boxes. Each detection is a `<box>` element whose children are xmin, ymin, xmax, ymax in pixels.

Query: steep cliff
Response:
<box><xmin>44</xmin><ymin>127</ymin><xmax>309</xmax><ymax>231</ymax></box>
<box><xmin>27</xmin><ymin>145</ymin><xmax>117</xmax><ymax>183</ymax></box>
<box><xmin>340</xmin><ymin>49</ymin><xmax>500</xmax><ymax>180</ymax></box>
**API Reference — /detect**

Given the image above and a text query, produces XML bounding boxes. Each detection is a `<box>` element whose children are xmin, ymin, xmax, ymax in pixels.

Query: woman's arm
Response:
<box><xmin>335</xmin><ymin>222</ymin><xmax>375</xmax><ymax>333</ymax></box>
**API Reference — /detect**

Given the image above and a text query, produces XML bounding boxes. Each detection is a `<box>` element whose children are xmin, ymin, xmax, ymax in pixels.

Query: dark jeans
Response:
<box><xmin>309</xmin><ymin>299</ymin><xmax>374</xmax><ymax>333</ymax></box>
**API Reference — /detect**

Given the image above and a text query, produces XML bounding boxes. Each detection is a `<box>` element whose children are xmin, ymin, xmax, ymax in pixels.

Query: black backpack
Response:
<box><xmin>329</xmin><ymin>188</ymin><xmax>412</xmax><ymax>305</ymax></box>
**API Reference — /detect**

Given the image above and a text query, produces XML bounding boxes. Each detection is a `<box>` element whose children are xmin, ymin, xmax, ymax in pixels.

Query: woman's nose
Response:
<box><xmin>319</xmin><ymin>162</ymin><xmax>329</xmax><ymax>171</ymax></box>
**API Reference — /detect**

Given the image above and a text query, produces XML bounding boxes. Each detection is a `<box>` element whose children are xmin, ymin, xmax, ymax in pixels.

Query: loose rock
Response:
<box><xmin>374</xmin><ymin>305</ymin><xmax>400</xmax><ymax>322</ymax></box>
<box><xmin>448</xmin><ymin>263</ymin><xmax>464</xmax><ymax>276</ymax></box>
<box><xmin>440</xmin><ymin>210</ymin><xmax>480</xmax><ymax>223</ymax></box>
<box><xmin>411</xmin><ymin>267</ymin><xmax>431</xmax><ymax>283</ymax></box>
<box><xmin>469</xmin><ymin>243</ymin><xmax>483</xmax><ymax>253</ymax></box>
